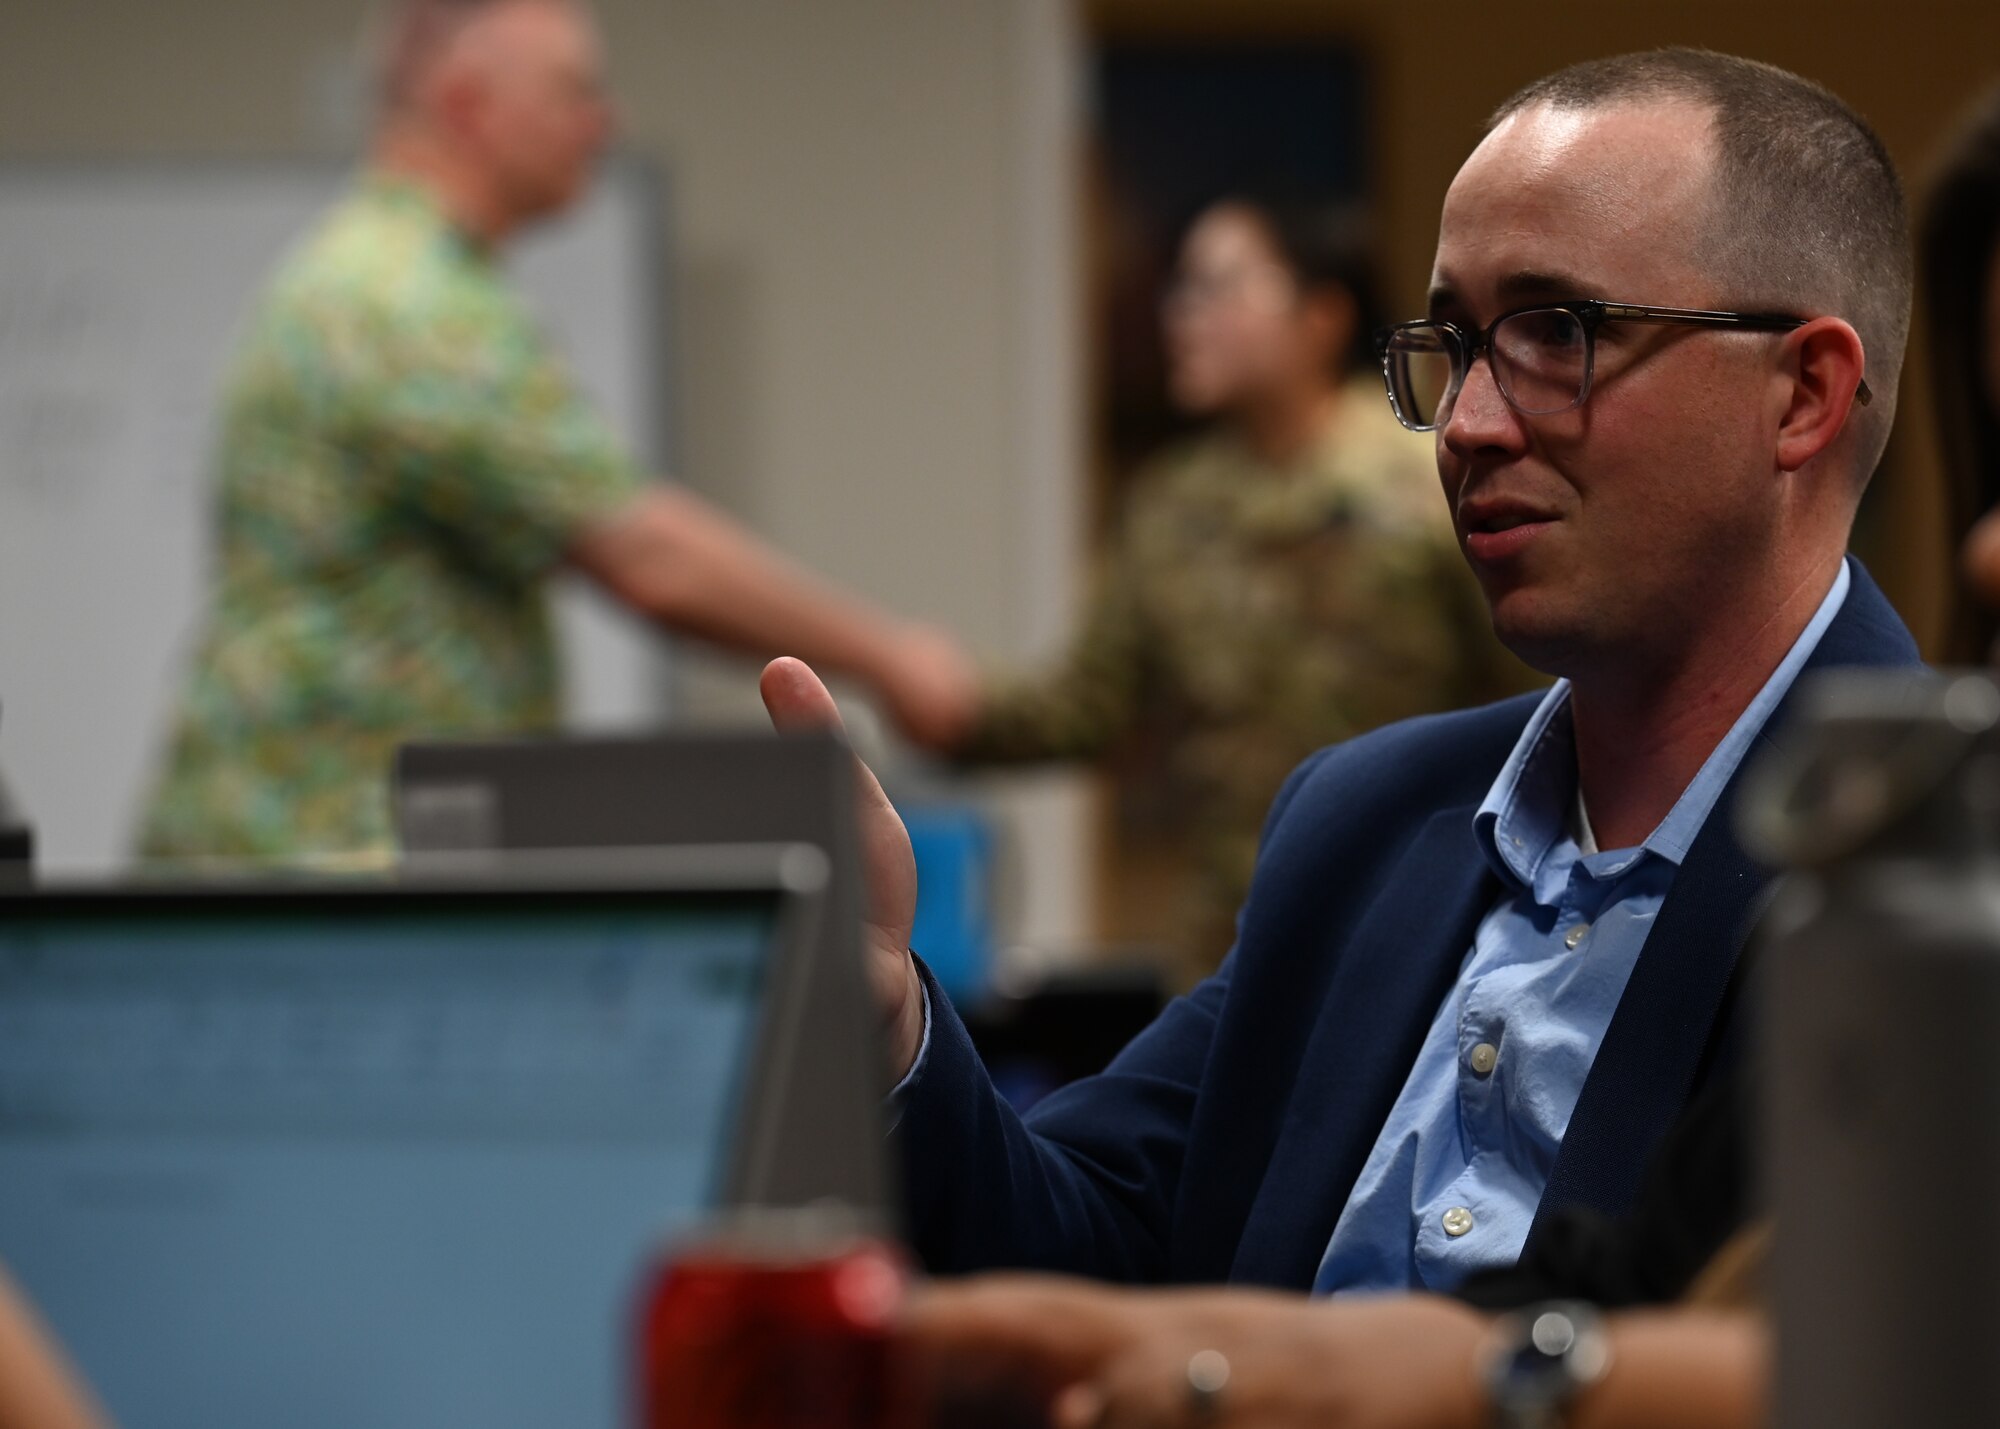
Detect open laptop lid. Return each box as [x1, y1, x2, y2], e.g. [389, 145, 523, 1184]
[0, 847, 843, 1429]
[394, 731, 894, 1218]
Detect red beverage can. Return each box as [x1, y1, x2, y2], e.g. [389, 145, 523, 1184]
[638, 1211, 910, 1429]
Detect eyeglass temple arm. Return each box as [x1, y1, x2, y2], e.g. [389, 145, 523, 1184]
[1595, 305, 1872, 405]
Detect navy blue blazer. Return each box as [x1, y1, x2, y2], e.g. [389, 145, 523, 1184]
[898, 562, 1921, 1289]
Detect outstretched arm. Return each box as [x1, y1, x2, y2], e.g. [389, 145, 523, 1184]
[571, 488, 982, 747]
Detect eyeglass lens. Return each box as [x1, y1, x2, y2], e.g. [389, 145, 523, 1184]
[1385, 308, 1593, 429]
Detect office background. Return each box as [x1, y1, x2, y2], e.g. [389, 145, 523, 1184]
[1, 0, 1994, 951]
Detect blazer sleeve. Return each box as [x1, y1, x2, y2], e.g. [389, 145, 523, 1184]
[892, 747, 1338, 1281]
[894, 950, 1231, 1281]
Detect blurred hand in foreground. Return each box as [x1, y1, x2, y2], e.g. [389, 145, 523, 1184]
[901, 1273, 1489, 1429]
[760, 657, 927, 1076]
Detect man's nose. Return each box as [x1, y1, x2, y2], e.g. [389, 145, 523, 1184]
[1441, 350, 1526, 455]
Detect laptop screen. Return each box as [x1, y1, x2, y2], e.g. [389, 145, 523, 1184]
[0, 890, 784, 1428]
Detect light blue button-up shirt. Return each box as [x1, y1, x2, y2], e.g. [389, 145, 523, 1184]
[1312, 561, 1851, 1295]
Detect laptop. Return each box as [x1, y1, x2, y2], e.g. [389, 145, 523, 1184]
[0, 847, 876, 1429]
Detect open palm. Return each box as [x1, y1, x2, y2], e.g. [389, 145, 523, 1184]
[759, 657, 927, 1075]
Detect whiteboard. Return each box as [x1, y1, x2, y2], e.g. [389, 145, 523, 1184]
[0, 159, 673, 874]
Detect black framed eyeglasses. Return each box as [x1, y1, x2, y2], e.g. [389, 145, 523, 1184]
[1375, 299, 1873, 433]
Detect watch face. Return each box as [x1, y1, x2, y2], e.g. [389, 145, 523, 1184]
[1494, 1336, 1574, 1409]
[1488, 1304, 1611, 1425]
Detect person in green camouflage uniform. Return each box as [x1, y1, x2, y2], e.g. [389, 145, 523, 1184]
[944, 195, 1536, 974]
[139, 0, 977, 864]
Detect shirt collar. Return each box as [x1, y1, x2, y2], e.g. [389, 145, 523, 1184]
[359, 169, 493, 261]
[1475, 558, 1853, 889]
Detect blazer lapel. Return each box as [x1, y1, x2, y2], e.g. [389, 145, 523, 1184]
[1529, 784, 1762, 1228]
[1229, 803, 1496, 1287]
[1532, 558, 1924, 1230]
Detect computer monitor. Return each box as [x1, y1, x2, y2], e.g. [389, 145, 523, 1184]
[0, 848, 845, 1429]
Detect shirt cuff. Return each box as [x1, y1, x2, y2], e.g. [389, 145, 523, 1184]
[883, 964, 933, 1132]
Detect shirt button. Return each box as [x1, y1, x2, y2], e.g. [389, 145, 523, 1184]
[1442, 1206, 1475, 1238]
[1564, 922, 1591, 950]
[1468, 1042, 1499, 1077]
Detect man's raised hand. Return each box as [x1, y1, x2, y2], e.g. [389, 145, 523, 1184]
[759, 657, 927, 1077]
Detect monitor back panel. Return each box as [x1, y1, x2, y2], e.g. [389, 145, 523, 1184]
[394, 731, 892, 1217]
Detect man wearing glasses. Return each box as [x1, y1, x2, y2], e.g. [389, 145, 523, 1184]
[767, 48, 1922, 1304]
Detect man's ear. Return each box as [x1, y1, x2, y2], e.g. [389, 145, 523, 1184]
[1774, 317, 1867, 473]
[428, 65, 484, 139]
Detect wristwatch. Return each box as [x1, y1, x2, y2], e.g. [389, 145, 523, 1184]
[1479, 1300, 1612, 1429]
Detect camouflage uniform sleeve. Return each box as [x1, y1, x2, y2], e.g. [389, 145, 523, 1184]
[955, 518, 1152, 764]
[359, 281, 645, 584]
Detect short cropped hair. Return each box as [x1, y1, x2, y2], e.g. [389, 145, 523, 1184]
[377, 0, 493, 109]
[375, 0, 578, 110]
[1491, 48, 1912, 484]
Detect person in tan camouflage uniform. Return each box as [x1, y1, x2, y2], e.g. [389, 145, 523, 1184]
[924, 193, 1537, 974]
[138, 0, 974, 863]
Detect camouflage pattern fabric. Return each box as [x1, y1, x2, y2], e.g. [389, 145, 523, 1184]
[137, 175, 643, 863]
[960, 379, 1539, 975]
